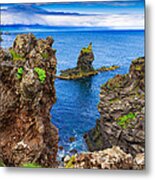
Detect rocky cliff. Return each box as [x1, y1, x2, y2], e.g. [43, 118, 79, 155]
[85, 57, 145, 158]
[0, 33, 58, 167]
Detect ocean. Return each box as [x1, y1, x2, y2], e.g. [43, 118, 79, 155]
[1, 29, 144, 159]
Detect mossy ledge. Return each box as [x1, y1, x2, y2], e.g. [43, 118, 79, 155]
[56, 43, 119, 80]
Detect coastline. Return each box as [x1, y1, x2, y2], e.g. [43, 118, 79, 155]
[0, 32, 145, 169]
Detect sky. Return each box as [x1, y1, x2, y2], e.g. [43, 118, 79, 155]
[0, 0, 145, 30]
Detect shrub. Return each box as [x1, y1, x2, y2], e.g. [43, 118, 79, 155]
[34, 67, 46, 83]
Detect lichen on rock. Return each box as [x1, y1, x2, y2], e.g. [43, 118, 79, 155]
[0, 33, 58, 167]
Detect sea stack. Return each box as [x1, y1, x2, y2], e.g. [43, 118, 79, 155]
[0, 34, 58, 167]
[77, 42, 94, 71]
[58, 42, 119, 80]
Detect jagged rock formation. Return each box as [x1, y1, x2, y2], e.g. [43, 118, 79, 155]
[77, 42, 94, 71]
[57, 43, 119, 80]
[64, 146, 144, 169]
[85, 57, 145, 158]
[0, 33, 58, 167]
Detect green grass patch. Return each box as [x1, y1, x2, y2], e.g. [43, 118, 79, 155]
[22, 163, 42, 168]
[34, 67, 46, 83]
[10, 49, 25, 61]
[117, 112, 136, 129]
[16, 67, 24, 79]
[65, 156, 76, 168]
[41, 52, 49, 59]
[81, 43, 92, 54]
[0, 161, 5, 167]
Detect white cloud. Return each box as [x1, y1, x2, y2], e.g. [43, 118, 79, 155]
[1, 10, 144, 30]
[41, 14, 144, 29]
[1, 12, 46, 25]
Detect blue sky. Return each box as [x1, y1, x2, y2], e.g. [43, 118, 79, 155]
[0, 0, 144, 30]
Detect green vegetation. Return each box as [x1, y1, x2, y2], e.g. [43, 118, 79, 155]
[65, 156, 76, 168]
[81, 43, 92, 54]
[9, 49, 25, 61]
[16, 67, 24, 79]
[135, 65, 142, 71]
[117, 112, 136, 129]
[81, 48, 92, 54]
[34, 67, 46, 83]
[22, 162, 42, 168]
[41, 52, 49, 59]
[0, 161, 5, 167]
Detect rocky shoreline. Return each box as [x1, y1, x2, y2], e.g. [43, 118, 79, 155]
[0, 33, 145, 169]
[61, 57, 145, 170]
[63, 146, 144, 169]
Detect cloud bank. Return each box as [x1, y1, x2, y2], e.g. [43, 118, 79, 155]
[0, 1, 144, 30]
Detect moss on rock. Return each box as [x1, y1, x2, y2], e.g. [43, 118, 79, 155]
[9, 49, 25, 61]
[21, 162, 42, 168]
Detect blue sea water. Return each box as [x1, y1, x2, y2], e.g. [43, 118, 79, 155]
[1, 30, 144, 158]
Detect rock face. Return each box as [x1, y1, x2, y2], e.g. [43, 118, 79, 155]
[64, 146, 144, 169]
[0, 33, 58, 167]
[85, 57, 145, 158]
[57, 43, 119, 80]
[0, 32, 2, 42]
[77, 42, 94, 71]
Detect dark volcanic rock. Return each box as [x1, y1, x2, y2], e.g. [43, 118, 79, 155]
[0, 33, 58, 167]
[69, 136, 76, 142]
[85, 57, 145, 157]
